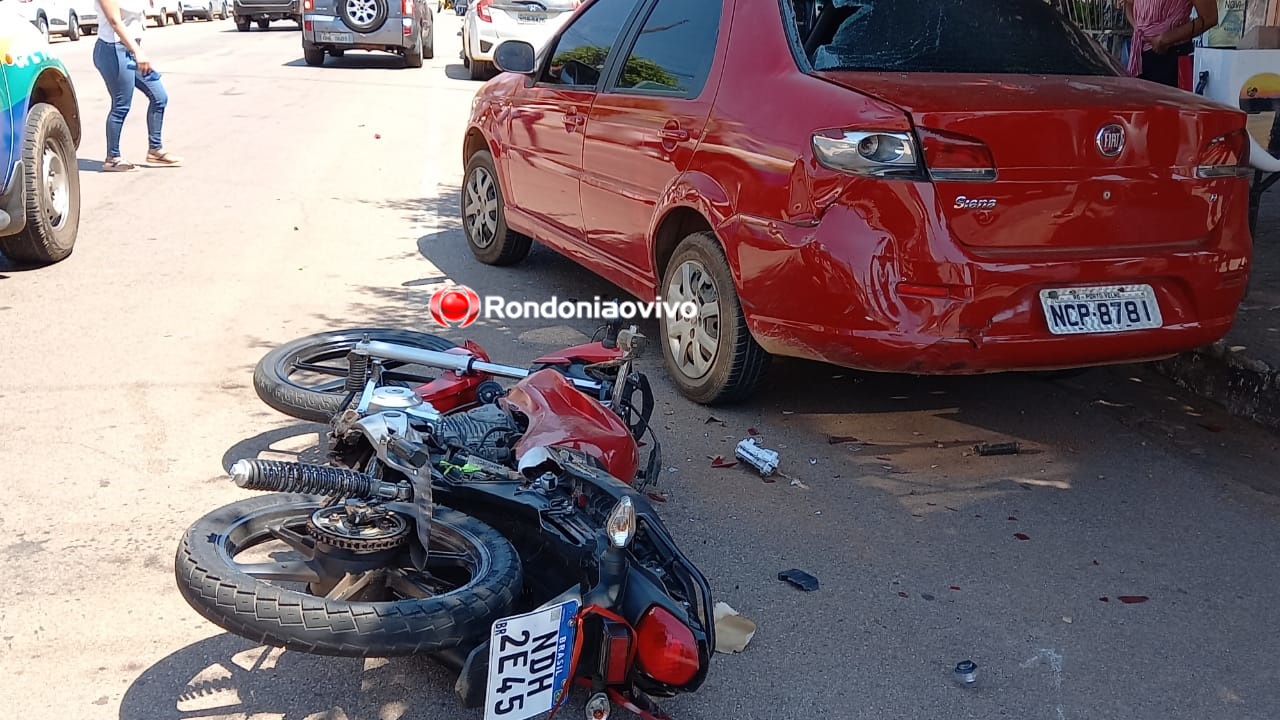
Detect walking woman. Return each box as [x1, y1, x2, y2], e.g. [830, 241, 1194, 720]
[93, 0, 181, 170]
[1123, 0, 1219, 87]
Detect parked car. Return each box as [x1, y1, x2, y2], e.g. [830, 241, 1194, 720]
[0, 4, 82, 266]
[12, 0, 97, 40]
[461, 0, 576, 80]
[145, 0, 187, 25]
[233, 0, 299, 29]
[300, 0, 433, 67]
[461, 0, 1255, 405]
[182, 0, 230, 20]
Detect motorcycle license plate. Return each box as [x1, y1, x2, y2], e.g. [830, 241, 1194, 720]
[484, 599, 580, 720]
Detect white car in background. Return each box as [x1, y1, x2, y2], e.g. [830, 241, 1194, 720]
[461, 0, 577, 81]
[11, 0, 98, 40]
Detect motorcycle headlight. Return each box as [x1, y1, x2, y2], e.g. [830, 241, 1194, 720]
[605, 496, 636, 549]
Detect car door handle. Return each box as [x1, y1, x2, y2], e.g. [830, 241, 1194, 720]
[563, 111, 586, 126]
[659, 128, 690, 142]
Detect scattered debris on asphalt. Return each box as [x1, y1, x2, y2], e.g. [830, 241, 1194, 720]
[710, 455, 738, 469]
[974, 441, 1022, 456]
[1117, 595, 1150, 604]
[735, 437, 780, 476]
[953, 660, 978, 686]
[778, 568, 820, 591]
[789, 478, 809, 489]
[827, 435, 860, 444]
[1093, 399, 1129, 408]
[705, 416, 726, 426]
[646, 491, 668, 503]
[713, 602, 757, 654]
[1014, 533, 1031, 541]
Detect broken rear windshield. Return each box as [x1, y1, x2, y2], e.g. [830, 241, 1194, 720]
[789, 0, 1122, 76]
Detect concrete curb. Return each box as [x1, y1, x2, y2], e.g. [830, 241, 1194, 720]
[1153, 341, 1280, 432]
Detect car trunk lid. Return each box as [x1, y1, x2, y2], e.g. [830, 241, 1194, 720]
[815, 72, 1248, 254]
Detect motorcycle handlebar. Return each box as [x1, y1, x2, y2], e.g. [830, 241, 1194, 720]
[357, 339, 606, 392]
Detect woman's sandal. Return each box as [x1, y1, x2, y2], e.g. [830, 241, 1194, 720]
[103, 157, 138, 172]
[145, 149, 183, 167]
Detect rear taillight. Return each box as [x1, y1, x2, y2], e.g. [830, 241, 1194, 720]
[634, 606, 700, 687]
[598, 619, 634, 685]
[303, 0, 313, 9]
[401, 0, 413, 11]
[916, 127, 997, 182]
[1197, 128, 1252, 178]
[812, 129, 920, 179]
[476, 0, 492, 22]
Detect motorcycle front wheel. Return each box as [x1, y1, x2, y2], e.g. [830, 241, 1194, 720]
[174, 493, 523, 657]
[253, 328, 458, 423]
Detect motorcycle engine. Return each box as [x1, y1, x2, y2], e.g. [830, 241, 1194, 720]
[436, 403, 521, 463]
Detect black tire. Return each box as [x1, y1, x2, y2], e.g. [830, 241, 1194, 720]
[236, 16, 250, 29]
[67, 12, 81, 40]
[36, 16, 49, 39]
[158, 9, 170, 25]
[257, 17, 269, 27]
[339, 0, 387, 32]
[175, 494, 523, 657]
[422, 24, 434, 59]
[254, 327, 458, 423]
[657, 231, 771, 405]
[174, 9, 185, 22]
[404, 31, 423, 67]
[462, 149, 531, 266]
[303, 43, 325, 65]
[468, 58, 492, 81]
[0, 105, 80, 266]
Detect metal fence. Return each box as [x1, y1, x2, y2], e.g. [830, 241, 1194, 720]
[1049, 0, 1132, 57]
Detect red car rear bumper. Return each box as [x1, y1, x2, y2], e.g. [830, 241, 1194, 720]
[723, 202, 1251, 375]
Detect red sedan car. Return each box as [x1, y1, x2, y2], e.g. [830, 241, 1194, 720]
[460, 0, 1253, 405]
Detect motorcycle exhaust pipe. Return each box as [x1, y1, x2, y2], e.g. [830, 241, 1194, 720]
[229, 459, 410, 501]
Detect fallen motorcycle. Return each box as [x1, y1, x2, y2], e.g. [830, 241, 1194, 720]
[174, 323, 714, 720]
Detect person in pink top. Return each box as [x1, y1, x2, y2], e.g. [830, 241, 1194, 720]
[1122, 0, 1219, 86]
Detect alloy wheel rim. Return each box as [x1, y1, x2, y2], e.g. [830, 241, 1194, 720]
[464, 166, 499, 248]
[664, 259, 721, 379]
[346, 0, 378, 24]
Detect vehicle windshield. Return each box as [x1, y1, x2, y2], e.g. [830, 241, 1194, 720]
[786, 0, 1123, 76]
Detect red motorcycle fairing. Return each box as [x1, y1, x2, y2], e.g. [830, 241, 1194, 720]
[531, 339, 625, 366]
[414, 341, 490, 412]
[504, 369, 640, 483]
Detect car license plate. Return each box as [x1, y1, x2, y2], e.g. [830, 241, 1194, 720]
[484, 599, 579, 720]
[1040, 284, 1162, 335]
[317, 31, 353, 42]
[516, 11, 546, 21]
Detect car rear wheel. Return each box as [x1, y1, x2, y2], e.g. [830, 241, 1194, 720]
[422, 24, 433, 58]
[303, 43, 325, 65]
[0, 104, 80, 266]
[67, 12, 81, 40]
[404, 31, 424, 67]
[236, 16, 250, 29]
[340, 0, 386, 32]
[462, 149, 531, 266]
[659, 232, 770, 405]
[468, 58, 492, 81]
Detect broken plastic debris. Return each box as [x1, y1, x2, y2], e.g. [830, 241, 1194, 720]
[1092, 399, 1129, 408]
[747, 427, 760, 436]
[1013, 533, 1030, 541]
[645, 491, 668, 503]
[974, 442, 1021, 456]
[735, 438, 779, 476]
[710, 455, 738, 469]
[1117, 595, 1149, 604]
[777, 568, 819, 591]
[827, 435, 859, 444]
[808, 457, 817, 465]
[949, 585, 961, 591]
[374, 133, 381, 139]
[897, 591, 908, 598]
[789, 478, 809, 489]
[713, 602, 756, 654]
[705, 416, 726, 426]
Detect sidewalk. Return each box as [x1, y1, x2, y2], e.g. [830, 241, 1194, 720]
[1153, 191, 1280, 432]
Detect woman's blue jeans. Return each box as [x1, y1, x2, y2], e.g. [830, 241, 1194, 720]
[92, 39, 168, 157]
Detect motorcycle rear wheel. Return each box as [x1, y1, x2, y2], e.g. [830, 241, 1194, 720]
[174, 493, 522, 657]
[253, 328, 458, 423]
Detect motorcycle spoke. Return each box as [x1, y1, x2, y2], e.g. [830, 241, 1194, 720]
[308, 378, 348, 392]
[325, 569, 385, 600]
[235, 559, 322, 583]
[386, 569, 435, 598]
[265, 522, 318, 558]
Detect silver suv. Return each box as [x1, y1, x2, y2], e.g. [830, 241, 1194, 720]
[301, 0, 434, 67]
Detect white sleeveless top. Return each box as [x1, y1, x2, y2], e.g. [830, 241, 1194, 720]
[96, 0, 147, 44]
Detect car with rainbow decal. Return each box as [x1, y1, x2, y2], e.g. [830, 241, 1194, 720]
[0, 3, 81, 267]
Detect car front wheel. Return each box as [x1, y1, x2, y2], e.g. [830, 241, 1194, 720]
[461, 149, 531, 265]
[658, 231, 770, 405]
[0, 104, 80, 266]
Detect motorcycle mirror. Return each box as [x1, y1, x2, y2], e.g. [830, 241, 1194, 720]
[605, 495, 636, 548]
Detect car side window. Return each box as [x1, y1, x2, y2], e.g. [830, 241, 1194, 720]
[539, 0, 638, 87]
[610, 0, 720, 97]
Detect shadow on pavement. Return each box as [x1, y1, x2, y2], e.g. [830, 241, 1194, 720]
[283, 54, 417, 69]
[220, 422, 330, 474]
[117, 633, 466, 720]
[78, 158, 104, 172]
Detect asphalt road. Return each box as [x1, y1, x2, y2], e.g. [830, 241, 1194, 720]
[4, 15, 1280, 720]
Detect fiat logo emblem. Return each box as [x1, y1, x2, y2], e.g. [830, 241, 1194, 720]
[1096, 124, 1125, 157]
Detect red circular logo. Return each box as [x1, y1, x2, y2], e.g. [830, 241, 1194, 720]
[429, 285, 481, 328]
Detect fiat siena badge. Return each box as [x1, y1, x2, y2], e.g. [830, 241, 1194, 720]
[1096, 124, 1125, 157]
